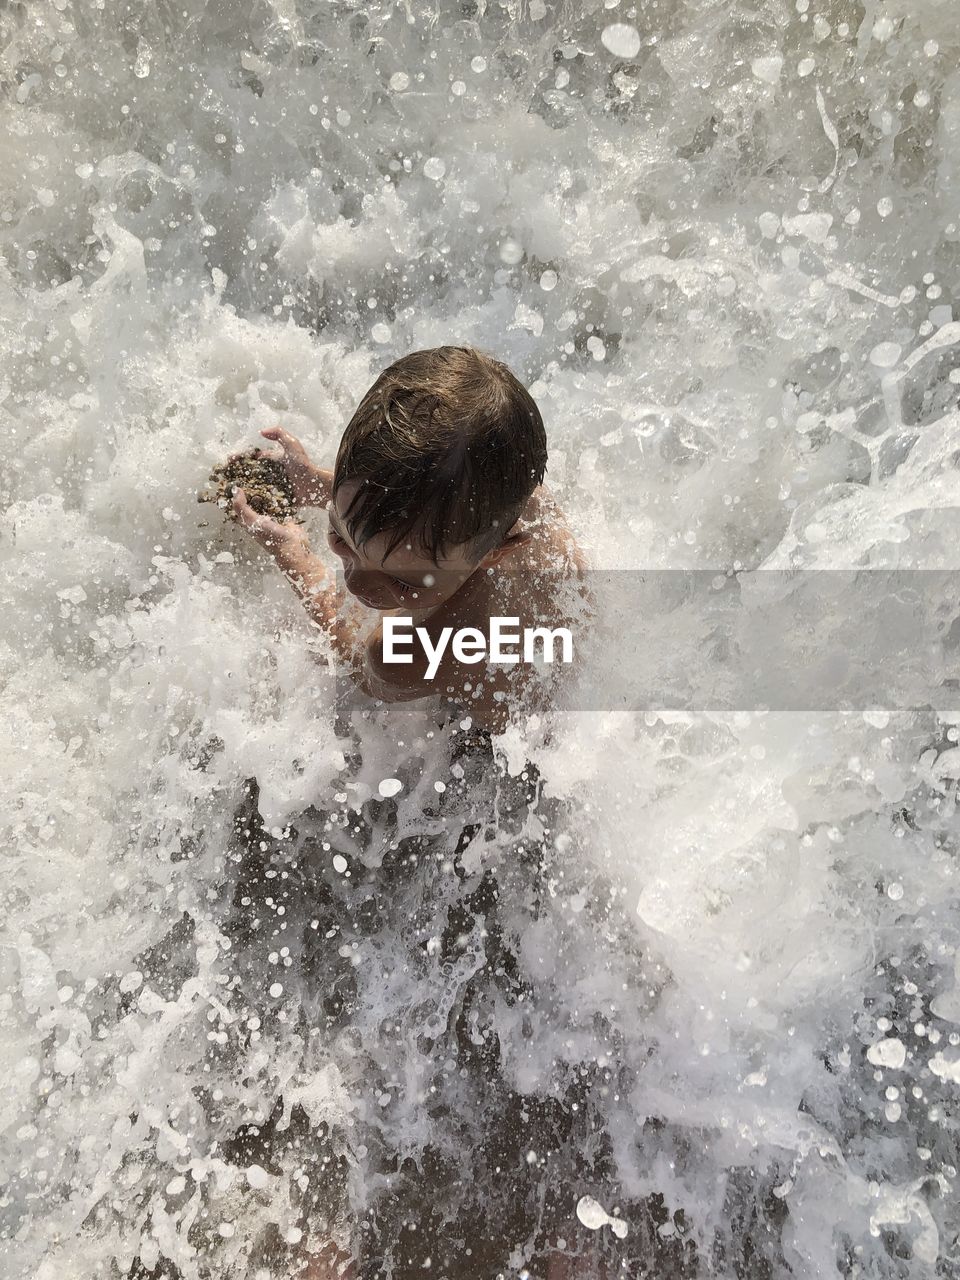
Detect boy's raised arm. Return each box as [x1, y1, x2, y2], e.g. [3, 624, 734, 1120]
[230, 489, 368, 679]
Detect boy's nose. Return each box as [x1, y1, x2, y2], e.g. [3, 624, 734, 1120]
[331, 540, 364, 574]
[346, 566, 382, 594]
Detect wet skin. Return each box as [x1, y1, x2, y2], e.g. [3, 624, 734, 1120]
[229, 427, 588, 732]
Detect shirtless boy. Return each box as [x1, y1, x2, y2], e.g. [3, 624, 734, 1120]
[226, 347, 596, 1275]
[229, 344, 586, 734]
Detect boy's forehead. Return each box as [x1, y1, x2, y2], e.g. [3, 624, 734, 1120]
[332, 482, 472, 571]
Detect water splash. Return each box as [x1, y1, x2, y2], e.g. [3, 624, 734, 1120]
[3, 0, 960, 1277]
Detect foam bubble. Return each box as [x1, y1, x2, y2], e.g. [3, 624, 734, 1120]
[867, 1038, 907, 1069]
[600, 24, 641, 59]
[869, 342, 902, 368]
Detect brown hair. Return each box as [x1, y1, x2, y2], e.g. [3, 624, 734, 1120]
[333, 345, 547, 563]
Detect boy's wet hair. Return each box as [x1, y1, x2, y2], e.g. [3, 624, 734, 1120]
[333, 345, 547, 564]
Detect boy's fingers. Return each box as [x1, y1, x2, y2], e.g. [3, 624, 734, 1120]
[232, 489, 289, 545]
[231, 488, 263, 533]
[260, 428, 288, 456]
[262, 425, 305, 457]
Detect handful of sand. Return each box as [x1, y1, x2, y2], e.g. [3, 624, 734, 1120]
[198, 452, 303, 523]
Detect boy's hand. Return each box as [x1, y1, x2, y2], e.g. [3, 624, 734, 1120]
[231, 487, 309, 562]
[230, 427, 332, 508]
[231, 487, 348, 648]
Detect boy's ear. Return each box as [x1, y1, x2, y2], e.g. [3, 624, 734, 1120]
[479, 527, 532, 567]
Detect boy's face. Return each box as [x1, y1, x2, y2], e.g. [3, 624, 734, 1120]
[326, 481, 493, 612]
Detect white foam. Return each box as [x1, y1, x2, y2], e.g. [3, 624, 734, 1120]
[4, 1, 960, 1275]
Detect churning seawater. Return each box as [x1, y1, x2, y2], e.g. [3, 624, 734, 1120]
[3, 1, 960, 1277]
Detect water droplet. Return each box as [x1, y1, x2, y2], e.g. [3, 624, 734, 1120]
[872, 16, 894, 42]
[869, 342, 901, 368]
[576, 1196, 608, 1230]
[867, 1037, 906, 1069]
[600, 24, 641, 59]
[499, 238, 524, 265]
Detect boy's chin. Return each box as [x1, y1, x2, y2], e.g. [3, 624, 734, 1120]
[346, 582, 392, 610]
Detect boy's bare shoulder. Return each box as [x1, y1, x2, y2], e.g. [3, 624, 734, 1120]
[503, 487, 588, 597]
[459, 487, 588, 639]
[511, 486, 586, 574]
